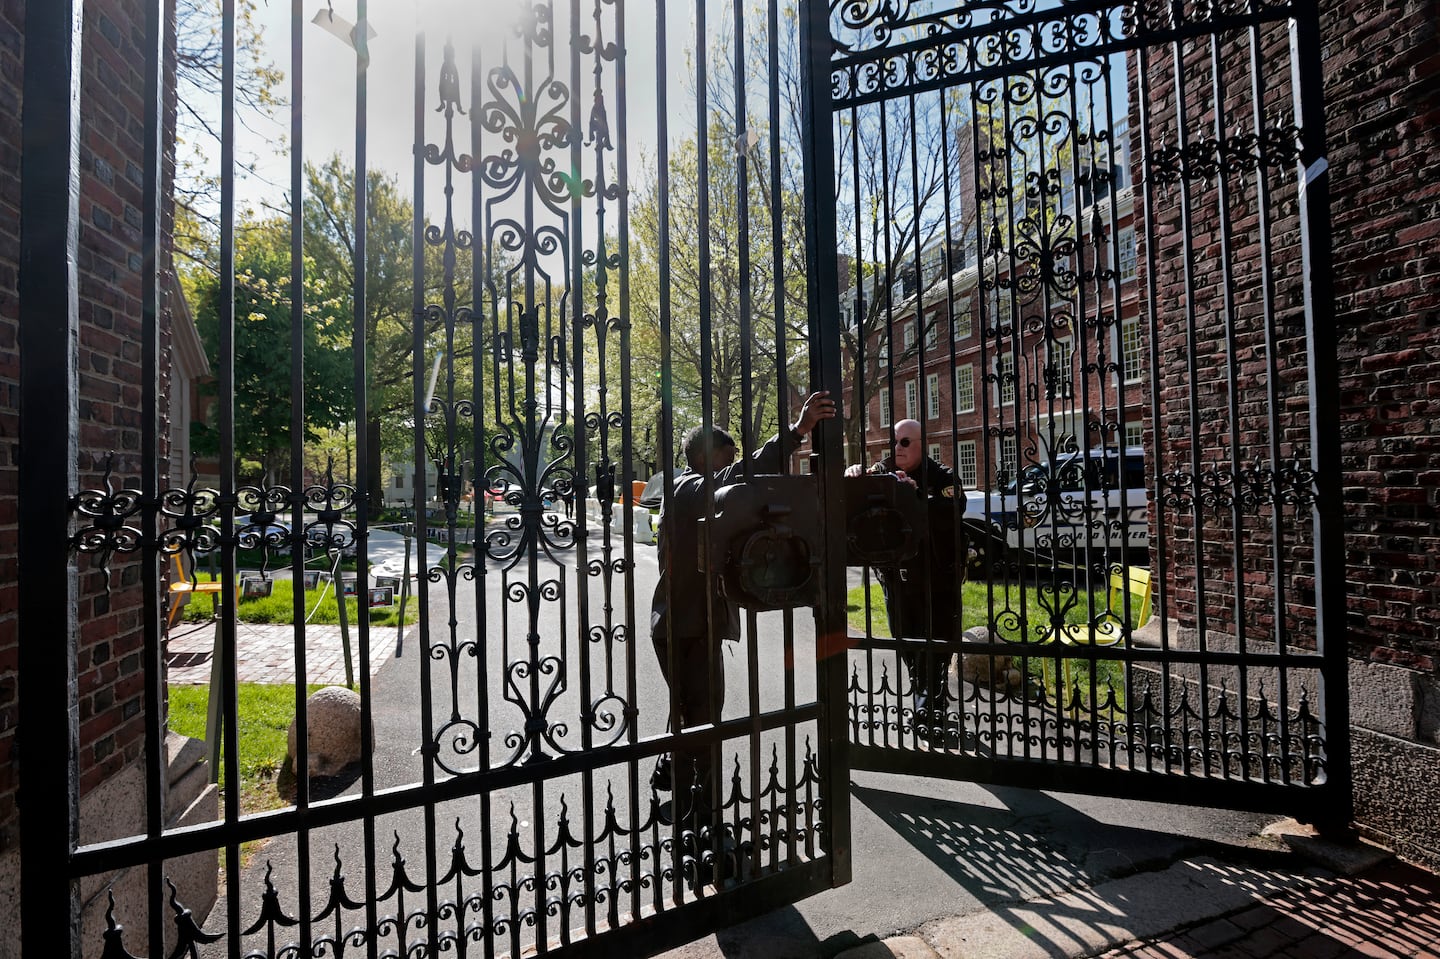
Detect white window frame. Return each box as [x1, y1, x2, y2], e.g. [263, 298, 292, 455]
[880, 387, 892, 427]
[998, 351, 1016, 407]
[928, 443, 942, 463]
[1121, 317, 1143, 385]
[999, 436, 1019, 487]
[1118, 226, 1138, 283]
[953, 299, 973, 340]
[956, 440, 977, 489]
[1124, 420, 1144, 450]
[954, 363, 975, 414]
[925, 316, 939, 348]
[1048, 337, 1074, 398]
[926, 372, 940, 419]
[904, 378, 918, 420]
[902, 321, 915, 351]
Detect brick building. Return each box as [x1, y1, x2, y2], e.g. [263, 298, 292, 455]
[845, 182, 1145, 491]
[1, 1, 215, 953]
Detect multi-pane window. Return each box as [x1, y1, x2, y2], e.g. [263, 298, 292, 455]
[926, 373, 940, 419]
[903, 321, 915, 351]
[880, 387, 891, 427]
[1118, 226, 1138, 283]
[1124, 420, 1144, 449]
[954, 364, 974, 413]
[994, 295, 1013, 327]
[904, 378, 918, 419]
[1121, 317, 1143, 383]
[956, 440, 977, 489]
[998, 351, 1016, 406]
[928, 443, 942, 463]
[999, 436, 1018, 487]
[925, 317, 939, 348]
[953, 299, 973, 340]
[1047, 338, 1074, 398]
[864, 399, 872, 431]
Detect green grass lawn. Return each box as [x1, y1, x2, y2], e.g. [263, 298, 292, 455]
[179, 575, 417, 628]
[168, 683, 323, 816]
[846, 580, 1133, 708]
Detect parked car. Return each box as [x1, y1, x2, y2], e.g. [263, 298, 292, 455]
[965, 445, 1149, 576]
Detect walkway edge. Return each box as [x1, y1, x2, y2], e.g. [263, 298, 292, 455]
[841, 855, 1330, 959]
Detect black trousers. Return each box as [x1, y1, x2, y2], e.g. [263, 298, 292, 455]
[651, 630, 725, 814]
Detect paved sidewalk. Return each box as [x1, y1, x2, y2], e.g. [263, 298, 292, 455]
[816, 847, 1440, 959]
[166, 622, 408, 685]
[1095, 859, 1440, 959]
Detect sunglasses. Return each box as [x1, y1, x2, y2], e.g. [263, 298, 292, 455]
[897, 437, 914, 448]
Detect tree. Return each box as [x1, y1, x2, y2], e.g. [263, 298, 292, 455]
[173, 0, 285, 274]
[189, 217, 354, 482]
[619, 11, 814, 469]
[302, 156, 478, 514]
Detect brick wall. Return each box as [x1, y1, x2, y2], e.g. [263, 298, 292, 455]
[1135, 0, 1440, 863]
[1133, 0, 1439, 670]
[1, 0, 177, 902]
[73, 0, 172, 808]
[1326, 0, 1440, 674]
[1130, 16, 1316, 651]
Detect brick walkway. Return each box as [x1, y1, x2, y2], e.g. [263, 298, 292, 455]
[1097, 860, 1440, 959]
[166, 621, 406, 686]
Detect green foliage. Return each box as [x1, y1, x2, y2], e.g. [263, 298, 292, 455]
[619, 22, 813, 468]
[188, 218, 354, 480]
[302, 155, 487, 504]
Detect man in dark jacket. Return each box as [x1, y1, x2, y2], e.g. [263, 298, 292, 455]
[846, 418, 967, 744]
[650, 391, 835, 819]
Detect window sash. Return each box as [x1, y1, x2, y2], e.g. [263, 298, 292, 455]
[955, 364, 975, 413]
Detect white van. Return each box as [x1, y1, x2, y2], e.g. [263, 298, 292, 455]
[965, 446, 1149, 573]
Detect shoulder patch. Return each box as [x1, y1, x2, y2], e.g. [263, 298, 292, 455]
[941, 485, 956, 498]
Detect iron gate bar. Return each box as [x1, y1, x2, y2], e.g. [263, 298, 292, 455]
[833, 0, 1348, 816]
[1291, 5, 1351, 824]
[285, 3, 313, 951]
[17, 0, 83, 954]
[412, 31, 438, 956]
[140, 0, 166, 951]
[799, 0, 853, 888]
[216, 2, 245, 951]
[352, 0, 382, 945]
[829, 0, 1314, 110]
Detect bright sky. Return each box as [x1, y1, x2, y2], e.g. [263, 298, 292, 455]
[234, 0, 722, 218]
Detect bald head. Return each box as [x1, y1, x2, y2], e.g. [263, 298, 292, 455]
[894, 419, 922, 472]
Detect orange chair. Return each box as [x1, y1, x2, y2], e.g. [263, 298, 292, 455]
[166, 552, 237, 630]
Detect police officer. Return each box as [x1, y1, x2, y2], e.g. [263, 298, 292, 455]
[846, 418, 967, 745]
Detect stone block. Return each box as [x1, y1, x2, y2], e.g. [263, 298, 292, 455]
[1348, 659, 1421, 739]
[1352, 726, 1440, 873]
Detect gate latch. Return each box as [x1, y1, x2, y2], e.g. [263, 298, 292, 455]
[842, 473, 926, 567]
[697, 475, 821, 611]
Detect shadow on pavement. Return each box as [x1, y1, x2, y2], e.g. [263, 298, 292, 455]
[712, 904, 875, 959]
[849, 782, 1265, 955]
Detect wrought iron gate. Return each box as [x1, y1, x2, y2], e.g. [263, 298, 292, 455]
[18, 1, 852, 956]
[825, 0, 1350, 818]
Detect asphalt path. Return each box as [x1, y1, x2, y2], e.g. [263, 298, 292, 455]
[206, 515, 1284, 959]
